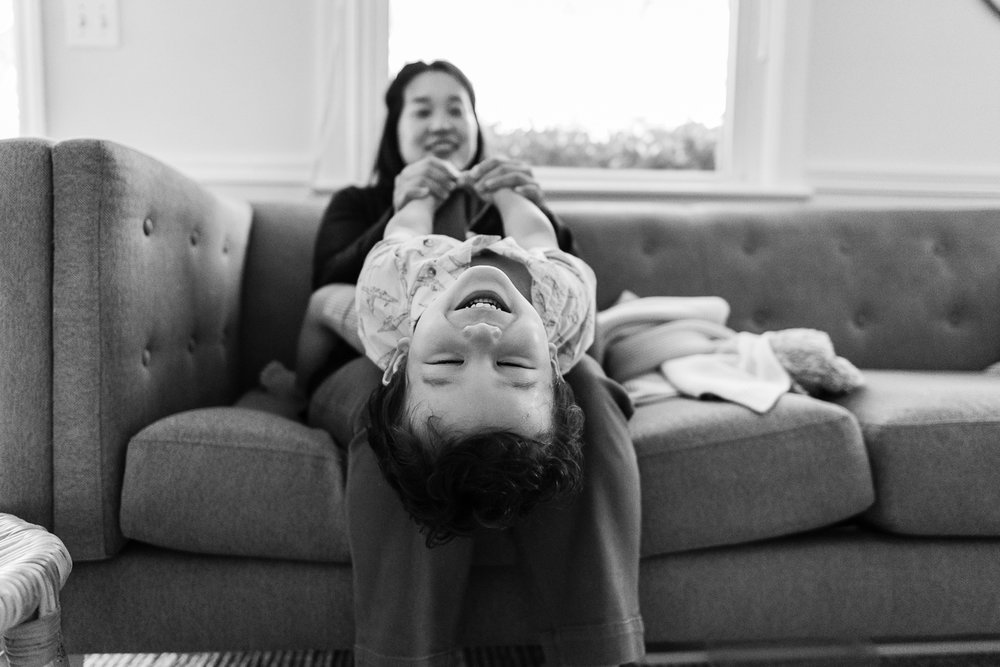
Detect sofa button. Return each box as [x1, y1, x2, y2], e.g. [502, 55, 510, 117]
[187, 338, 196, 353]
[190, 230, 200, 246]
[141, 349, 151, 366]
[143, 218, 154, 236]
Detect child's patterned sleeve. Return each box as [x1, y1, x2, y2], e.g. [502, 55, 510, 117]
[541, 250, 598, 372]
[356, 240, 409, 370]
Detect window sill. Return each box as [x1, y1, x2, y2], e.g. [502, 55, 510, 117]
[536, 168, 813, 203]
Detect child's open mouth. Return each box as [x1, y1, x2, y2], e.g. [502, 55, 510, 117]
[457, 291, 510, 313]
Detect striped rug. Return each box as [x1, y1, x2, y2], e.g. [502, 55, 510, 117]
[82, 645, 1000, 667]
[84, 647, 545, 667]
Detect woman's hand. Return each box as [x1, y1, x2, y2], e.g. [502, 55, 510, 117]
[393, 156, 461, 211]
[468, 157, 546, 207]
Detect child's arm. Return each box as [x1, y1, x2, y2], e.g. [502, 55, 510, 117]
[492, 188, 558, 250]
[383, 195, 437, 242]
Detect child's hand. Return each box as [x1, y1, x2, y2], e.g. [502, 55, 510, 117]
[393, 157, 461, 210]
[468, 157, 545, 207]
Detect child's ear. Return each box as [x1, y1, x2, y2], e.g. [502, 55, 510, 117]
[382, 338, 410, 386]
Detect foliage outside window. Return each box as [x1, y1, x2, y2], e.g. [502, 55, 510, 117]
[483, 121, 719, 171]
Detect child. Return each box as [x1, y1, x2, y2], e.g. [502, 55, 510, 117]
[358, 184, 597, 546]
[261, 181, 597, 546]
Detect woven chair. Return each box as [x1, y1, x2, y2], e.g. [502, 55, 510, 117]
[0, 514, 73, 667]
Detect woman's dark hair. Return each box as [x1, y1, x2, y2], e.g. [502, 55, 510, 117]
[365, 365, 584, 548]
[372, 60, 487, 191]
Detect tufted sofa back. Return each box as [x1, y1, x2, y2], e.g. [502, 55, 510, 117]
[558, 202, 1000, 371]
[237, 199, 1000, 382]
[51, 139, 252, 558]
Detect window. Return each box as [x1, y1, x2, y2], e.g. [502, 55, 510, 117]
[389, 0, 729, 173]
[314, 0, 810, 198]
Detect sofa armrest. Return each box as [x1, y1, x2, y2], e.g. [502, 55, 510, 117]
[52, 139, 252, 560]
[0, 138, 54, 528]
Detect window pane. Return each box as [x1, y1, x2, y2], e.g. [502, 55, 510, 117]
[0, 0, 16, 138]
[388, 0, 729, 171]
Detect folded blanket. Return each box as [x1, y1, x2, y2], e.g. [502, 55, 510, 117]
[599, 292, 863, 413]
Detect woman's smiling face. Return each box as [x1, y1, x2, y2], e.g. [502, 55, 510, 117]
[397, 70, 479, 170]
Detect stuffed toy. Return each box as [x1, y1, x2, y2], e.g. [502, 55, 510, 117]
[766, 328, 865, 396]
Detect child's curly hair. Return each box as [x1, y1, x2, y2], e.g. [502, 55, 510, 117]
[366, 367, 585, 548]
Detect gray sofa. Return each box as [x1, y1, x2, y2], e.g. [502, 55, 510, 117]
[4, 137, 1000, 653]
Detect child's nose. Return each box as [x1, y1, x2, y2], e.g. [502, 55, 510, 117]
[462, 323, 502, 344]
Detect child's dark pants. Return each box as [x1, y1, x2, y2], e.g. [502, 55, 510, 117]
[341, 355, 644, 667]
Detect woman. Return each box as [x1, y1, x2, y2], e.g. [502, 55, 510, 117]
[311, 60, 644, 667]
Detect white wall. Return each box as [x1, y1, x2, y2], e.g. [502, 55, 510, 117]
[40, 0, 324, 199]
[36, 0, 1000, 202]
[803, 0, 1000, 200]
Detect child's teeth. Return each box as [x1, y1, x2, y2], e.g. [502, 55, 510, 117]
[467, 297, 501, 310]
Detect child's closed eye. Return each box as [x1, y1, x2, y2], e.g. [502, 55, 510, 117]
[426, 360, 532, 369]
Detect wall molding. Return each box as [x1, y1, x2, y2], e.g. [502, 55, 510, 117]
[163, 152, 315, 187]
[808, 161, 1000, 199]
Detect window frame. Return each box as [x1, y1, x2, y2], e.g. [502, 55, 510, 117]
[316, 0, 811, 200]
[10, 0, 45, 136]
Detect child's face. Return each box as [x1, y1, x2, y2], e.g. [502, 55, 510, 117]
[400, 265, 556, 440]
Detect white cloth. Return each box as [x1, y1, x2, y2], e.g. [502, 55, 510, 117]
[601, 295, 791, 413]
[661, 332, 791, 413]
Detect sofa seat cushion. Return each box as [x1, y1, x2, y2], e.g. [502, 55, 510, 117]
[836, 370, 1000, 536]
[633, 393, 873, 557]
[120, 406, 350, 562]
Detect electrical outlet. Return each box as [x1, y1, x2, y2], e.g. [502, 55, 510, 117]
[65, 0, 120, 48]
